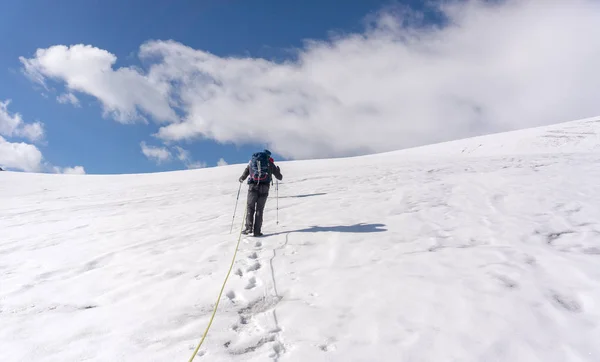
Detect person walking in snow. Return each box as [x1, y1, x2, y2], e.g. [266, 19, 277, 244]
[239, 149, 283, 237]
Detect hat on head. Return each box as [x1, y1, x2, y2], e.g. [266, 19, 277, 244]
[263, 149, 272, 156]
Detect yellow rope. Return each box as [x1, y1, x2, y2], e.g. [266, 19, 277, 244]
[188, 206, 248, 362]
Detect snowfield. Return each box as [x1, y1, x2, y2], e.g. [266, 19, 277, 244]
[2, 117, 600, 362]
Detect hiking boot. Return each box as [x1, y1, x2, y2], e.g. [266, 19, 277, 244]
[242, 229, 252, 235]
[253, 232, 263, 237]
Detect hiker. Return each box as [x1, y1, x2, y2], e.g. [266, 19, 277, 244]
[238, 149, 283, 236]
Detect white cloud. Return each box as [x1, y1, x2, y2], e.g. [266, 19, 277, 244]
[19, 123, 45, 143]
[174, 146, 206, 169]
[139, 142, 206, 169]
[0, 100, 45, 172]
[140, 142, 171, 164]
[19, 0, 600, 159]
[186, 161, 207, 169]
[63, 166, 86, 174]
[20, 44, 177, 124]
[0, 136, 43, 172]
[51, 165, 86, 174]
[0, 100, 85, 173]
[174, 146, 190, 162]
[217, 158, 228, 166]
[0, 99, 45, 142]
[57, 93, 80, 107]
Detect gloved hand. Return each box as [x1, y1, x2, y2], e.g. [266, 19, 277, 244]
[239, 176, 245, 183]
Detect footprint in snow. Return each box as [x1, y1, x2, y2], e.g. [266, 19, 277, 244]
[318, 342, 337, 352]
[492, 274, 519, 289]
[245, 277, 257, 290]
[228, 335, 276, 355]
[246, 262, 261, 272]
[238, 295, 282, 316]
[188, 346, 206, 357]
[81, 253, 115, 273]
[583, 247, 600, 255]
[270, 341, 285, 359]
[549, 290, 582, 313]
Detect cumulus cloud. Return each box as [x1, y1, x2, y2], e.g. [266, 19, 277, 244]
[0, 100, 86, 173]
[64, 165, 86, 174]
[0, 136, 43, 172]
[139, 142, 206, 169]
[57, 93, 80, 107]
[217, 158, 228, 166]
[19, 0, 600, 159]
[186, 161, 207, 169]
[0, 99, 45, 142]
[19, 123, 44, 143]
[140, 141, 171, 164]
[52, 165, 86, 174]
[0, 100, 46, 172]
[174, 146, 207, 169]
[62, 166, 86, 174]
[20, 45, 177, 124]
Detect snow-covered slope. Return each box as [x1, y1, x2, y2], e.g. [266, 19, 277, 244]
[394, 116, 600, 158]
[2, 117, 600, 362]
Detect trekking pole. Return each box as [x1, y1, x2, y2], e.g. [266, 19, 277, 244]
[276, 180, 279, 225]
[230, 181, 242, 233]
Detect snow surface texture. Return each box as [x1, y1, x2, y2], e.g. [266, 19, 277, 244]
[2, 117, 600, 362]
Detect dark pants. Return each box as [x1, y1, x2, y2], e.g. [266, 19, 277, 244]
[245, 183, 270, 233]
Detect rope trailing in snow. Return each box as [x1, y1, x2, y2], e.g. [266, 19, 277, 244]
[188, 205, 248, 362]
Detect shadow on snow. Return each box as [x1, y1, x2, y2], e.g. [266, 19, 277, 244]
[278, 193, 327, 199]
[266, 223, 387, 237]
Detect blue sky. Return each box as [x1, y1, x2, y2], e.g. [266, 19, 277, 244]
[0, 0, 420, 174]
[1, 0, 599, 174]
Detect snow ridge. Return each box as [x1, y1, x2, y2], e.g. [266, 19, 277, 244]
[1, 117, 600, 361]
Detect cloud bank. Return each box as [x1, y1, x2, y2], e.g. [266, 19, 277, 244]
[0, 136, 43, 172]
[53, 165, 87, 175]
[174, 146, 207, 169]
[0, 100, 44, 171]
[21, 45, 177, 124]
[139, 142, 207, 169]
[0, 99, 85, 172]
[140, 141, 171, 164]
[0, 100, 44, 143]
[57, 93, 80, 107]
[19, 0, 600, 160]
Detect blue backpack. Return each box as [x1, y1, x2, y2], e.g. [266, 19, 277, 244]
[249, 152, 271, 184]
